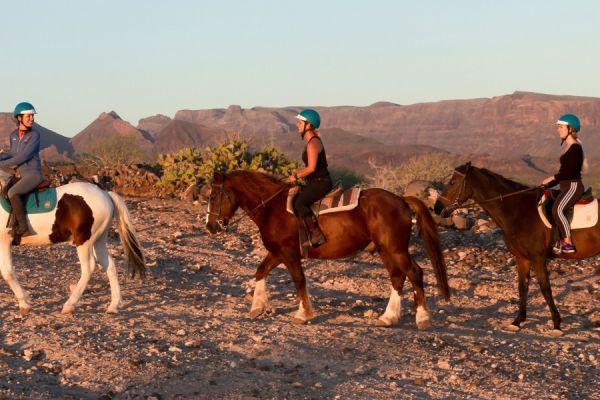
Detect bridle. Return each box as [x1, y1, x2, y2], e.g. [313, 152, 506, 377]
[205, 177, 289, 231]
[439, 167, 542, 215]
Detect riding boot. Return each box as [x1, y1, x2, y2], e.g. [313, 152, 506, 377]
[9, 195, 30, 240]
[303, 215, 326, 248]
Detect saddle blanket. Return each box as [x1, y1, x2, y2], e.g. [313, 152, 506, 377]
[537, 192, 598, 230]
[287, 186, 361, 216]
[0, 188, 58, 214]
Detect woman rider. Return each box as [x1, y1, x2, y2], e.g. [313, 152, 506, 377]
[288, 109, 333, 248]
[0, 102, 44, 238]
[542, 114, 586, 254]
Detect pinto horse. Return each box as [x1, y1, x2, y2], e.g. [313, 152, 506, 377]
[205, 170, 449, 329]
[434, 162, 598, 334]
[0, 182, 146, 315]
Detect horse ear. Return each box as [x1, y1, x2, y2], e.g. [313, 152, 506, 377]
[466, 161, 472, 170]
[213, 171, 223, 183]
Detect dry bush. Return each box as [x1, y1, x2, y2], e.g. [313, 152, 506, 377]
[369, 153, 455, 194]
[81, 135, 149, 170]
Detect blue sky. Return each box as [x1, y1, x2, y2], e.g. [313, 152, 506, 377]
[1, 0, 599, 136]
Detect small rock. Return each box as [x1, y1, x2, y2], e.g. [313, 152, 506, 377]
[291, 381, 304, 388]
[168, 346, 182, 353]
[437, 360, 451, 370]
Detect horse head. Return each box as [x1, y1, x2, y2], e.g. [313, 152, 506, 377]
[434, 162, 475, 217]
[205, 171, 238, 234]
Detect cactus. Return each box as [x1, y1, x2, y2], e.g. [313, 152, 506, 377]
[157, 140, 298, 196]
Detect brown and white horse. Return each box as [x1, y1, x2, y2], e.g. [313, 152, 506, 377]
[0, 181, 146, 315]
[205, 170, 449, 329]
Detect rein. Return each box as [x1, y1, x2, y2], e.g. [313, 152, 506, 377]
[440, 169, 542, 213]
[207, 178, 289, 230]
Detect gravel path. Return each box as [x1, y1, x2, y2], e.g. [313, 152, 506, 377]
[0, 198, 597, 399]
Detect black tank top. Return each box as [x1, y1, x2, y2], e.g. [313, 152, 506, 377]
[302, 137, 330, 182]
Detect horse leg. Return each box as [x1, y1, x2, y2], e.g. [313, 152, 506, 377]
[508, 257, 531, 330]
[375, 264, 407, 326]
[62, 243, 93, 314]
[283, 258, 314, 324]
[93, 238, 122, 314]
[250, 252, 280, 319]
[380, 249, 430, 330]
[0, 239, 31, 314]
[533, 258, 562, 334]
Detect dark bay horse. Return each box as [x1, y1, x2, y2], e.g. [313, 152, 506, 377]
[205, 170, 449, 329]
[434, 162, 599, 335]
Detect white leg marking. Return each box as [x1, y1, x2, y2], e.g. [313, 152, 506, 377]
[250, 279, 268, 318]
[377, 286, 402, 326]
[416, 305, 431, 330]
[293, 286, 314, 324]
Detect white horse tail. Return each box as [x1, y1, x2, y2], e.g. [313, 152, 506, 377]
[108, 191, 147, 279]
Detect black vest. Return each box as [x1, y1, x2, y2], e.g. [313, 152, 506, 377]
[302, 137, 330, 182]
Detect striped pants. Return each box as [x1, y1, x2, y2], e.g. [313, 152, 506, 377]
[552, 180, 584, 239]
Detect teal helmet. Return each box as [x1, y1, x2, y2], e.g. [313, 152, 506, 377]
[296, 109, 321, 129]
[13, 102, 37, 117]
[556, 114, 580, 132]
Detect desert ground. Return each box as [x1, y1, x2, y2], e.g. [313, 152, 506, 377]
[0, 197, 598, 399]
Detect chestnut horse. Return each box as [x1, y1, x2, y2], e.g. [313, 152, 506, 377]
[205, 170, 449, 329]
[435, 162, 598, 335]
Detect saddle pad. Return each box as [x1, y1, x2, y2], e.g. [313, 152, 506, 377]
[287, 187, 361, 216]
[0, 188, 58, 214]
[537, 192, 598, 229]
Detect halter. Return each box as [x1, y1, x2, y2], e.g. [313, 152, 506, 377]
[439, 167, 541, 215]
[205, 177, 289, 231]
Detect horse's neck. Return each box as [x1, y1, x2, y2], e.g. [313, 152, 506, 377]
[229, 174, 285, 219]
[472, 175, 536, 234]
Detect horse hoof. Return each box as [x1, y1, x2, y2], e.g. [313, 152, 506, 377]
[505, 324, 521, 332]
[249, 307, 265, 320]
[549, 329, 564, 338]
[292, 316, 308, 325]
[61, 305, 75, 314]
[106, 307, 119, 314]
[374, 317, 395, 327]
[416, 318, 430, 330]
[19, 307, 31, 316]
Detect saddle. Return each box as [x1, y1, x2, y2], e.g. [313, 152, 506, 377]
[537, 187, 598, 230]
[286, 185, 361, 216]
[0, 177, 57, 214]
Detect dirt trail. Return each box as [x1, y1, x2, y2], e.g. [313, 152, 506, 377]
[0, 198, 598, 399]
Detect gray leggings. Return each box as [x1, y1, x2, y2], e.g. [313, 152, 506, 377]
[7, 174, 44, 198]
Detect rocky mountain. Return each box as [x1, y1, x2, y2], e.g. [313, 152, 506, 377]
[174, 92, 600, 159]
[138, 114, 172, 138]
[70, 111, 154, 154]
[0, 112, 74, 161]
[152, 119, 225, 156]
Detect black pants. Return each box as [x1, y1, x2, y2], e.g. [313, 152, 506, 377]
[293, 178, 333, 218]
[552, 180, 584, 239]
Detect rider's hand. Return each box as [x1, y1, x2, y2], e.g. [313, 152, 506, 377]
[288, 173, 298, 183]
[542, 176, 554, 185]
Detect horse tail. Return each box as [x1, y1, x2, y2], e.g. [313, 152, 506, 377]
[403, 196, 450, 300]
[108, 191, 146, 280]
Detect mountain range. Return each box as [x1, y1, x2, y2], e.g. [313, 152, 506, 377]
[2, 91, 599, 182]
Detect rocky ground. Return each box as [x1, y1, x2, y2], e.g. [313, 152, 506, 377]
[0, 197, 598, 399]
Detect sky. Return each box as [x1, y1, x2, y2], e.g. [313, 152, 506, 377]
[1, 0, 599, 137]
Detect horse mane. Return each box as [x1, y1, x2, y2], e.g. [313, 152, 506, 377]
[226, 170, 288, 201]
[457, 164, 529, 192]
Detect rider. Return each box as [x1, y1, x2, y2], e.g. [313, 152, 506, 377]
[542, 114, 586, 254]
[288, 109, 332, 248]
[0, 102, 44, 237]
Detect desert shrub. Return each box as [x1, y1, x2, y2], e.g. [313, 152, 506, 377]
[329, 167, 365, 189]
[157, 147, 204, 194]
[81, 135, 149, 170]
[369, 152, 454, 194]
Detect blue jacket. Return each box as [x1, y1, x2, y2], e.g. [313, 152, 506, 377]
[0, 129, 43, 177]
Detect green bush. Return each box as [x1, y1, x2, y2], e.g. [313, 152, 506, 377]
[157, 140, 298, 195]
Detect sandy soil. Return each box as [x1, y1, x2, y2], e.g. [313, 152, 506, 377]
[0, 197, 598, 399]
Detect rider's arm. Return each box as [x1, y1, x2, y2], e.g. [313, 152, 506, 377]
[0, 131, 40, 168]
